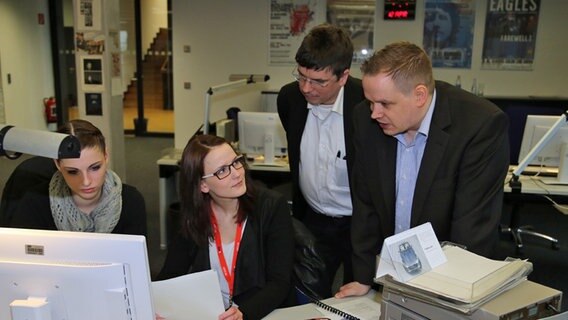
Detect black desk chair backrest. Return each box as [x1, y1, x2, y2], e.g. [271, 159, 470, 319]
[292, 217, 330, 303]
[0, 156, 57, 226]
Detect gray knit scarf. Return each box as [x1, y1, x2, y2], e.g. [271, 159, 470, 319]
[49, 170, 122, 232]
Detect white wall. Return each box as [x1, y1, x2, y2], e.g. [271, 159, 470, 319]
[141, 0, 168, 55]
[172, 0, 568, 149]
[0, 0, 54, 130]
[0, 0, 566, 141]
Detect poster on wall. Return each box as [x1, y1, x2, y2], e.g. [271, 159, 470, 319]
[268, 0, 374, 65]
[76, 32, 105, 55]
[269, 0, 325, 65]
[76, 0, 102, 31]
[481, 0, 540, 70]
[327, 0, 375, 64]
[422, 0, 475, 69]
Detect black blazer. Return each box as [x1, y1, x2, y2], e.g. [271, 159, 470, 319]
[156, 188, 295, 320]
[350, 81, 510, 285]
[277, 76, 365, 219]
[11, 181, 147, 236]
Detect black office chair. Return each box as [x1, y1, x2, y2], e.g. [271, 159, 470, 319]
[291, 217, 330, 303]
[501, 192, 560, 252]
[0, 156, 57, 226]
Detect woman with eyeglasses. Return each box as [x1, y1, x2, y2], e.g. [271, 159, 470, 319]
[156, 135, 295, 320]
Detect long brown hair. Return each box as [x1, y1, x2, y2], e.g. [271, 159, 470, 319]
[179, 134, 256, 246]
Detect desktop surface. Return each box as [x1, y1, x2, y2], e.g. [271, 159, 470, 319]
[246, 155, 290, 172]
[509, 165, 559, 177]
[504, 172, 568, 195]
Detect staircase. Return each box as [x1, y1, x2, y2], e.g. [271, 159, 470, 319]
[123, 28, 172, 110]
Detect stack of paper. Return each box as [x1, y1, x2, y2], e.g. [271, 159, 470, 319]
[406, 245, 531, 303]
[376, 244, 532, 314]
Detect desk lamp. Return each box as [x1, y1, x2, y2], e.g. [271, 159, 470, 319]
[203, 74, 270, 135]
[0, 125, 80, 159]
[511, 110, 568, 190]
[506, 110, 568, 251]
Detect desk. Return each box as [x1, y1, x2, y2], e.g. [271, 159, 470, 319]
[263, 290, 381, 320]
[502, 172, 568, 251]
[157, 149, 290, 249]
[504, 171, 568, 195]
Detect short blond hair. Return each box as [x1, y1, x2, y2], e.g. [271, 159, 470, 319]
[361, 41, 435, 95]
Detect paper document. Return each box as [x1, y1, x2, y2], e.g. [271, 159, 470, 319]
[406, 245, 531, 303]
[152, 270, 225, 320]
[376, 222, 446, 282]
[316, 298, 381, 320]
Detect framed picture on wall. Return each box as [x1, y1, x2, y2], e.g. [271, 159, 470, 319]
[85, 92, 103, 116]
[81, 56, 104, 91]
[76, 0, 102, 31]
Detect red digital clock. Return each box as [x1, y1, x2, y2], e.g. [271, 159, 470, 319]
[384, 0, 416, 20]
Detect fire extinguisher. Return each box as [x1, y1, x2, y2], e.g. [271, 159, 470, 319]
[43, 97, 57, 124]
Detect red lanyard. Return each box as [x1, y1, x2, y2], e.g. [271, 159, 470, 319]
[210, 211, 243, 301]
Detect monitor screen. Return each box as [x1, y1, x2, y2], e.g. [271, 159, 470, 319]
[0, 227, 155, 320]
[517, 115, 568, 168]
[237, 111, 287, 164]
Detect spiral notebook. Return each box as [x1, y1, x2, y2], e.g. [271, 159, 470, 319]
[298, 288, 360, 320]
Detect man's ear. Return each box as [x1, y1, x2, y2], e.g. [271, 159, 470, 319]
[338, 69, 350, 86]
[414, 84, 429, 106]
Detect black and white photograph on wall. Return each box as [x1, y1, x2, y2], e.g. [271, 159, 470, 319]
[481, 0, 540, 70]
[81, 56, 104, 91]
[76, 0, 102, 31]
[85, 93, 102, 116]
[422, 0, 475, 69]
[327, 0, 375, 64]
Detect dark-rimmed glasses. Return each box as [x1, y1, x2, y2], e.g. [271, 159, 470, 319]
[202, 155, 245, 180]
[291, 68, 335, 88]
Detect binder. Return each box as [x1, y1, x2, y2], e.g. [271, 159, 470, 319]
[297, 287, 360, 320]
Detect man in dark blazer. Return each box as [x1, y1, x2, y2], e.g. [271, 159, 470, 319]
[336, 41, 510, 298]
[277, 24, 365, 298]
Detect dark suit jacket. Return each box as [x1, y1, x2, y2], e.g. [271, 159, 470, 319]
[156, 188, 295, 320]
[277, 76, 365, 219]
[351, 81, 510, 285]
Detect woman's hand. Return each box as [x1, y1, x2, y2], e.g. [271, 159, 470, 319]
[218, 306, 243, 320]
[334, 281, 370, 298]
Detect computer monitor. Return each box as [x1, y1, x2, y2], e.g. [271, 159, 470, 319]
[237, 111, 287, 165]
[518, 114, 568, 183]
[0, 227, 155, 320]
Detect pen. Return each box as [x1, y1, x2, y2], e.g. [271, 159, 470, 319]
[336, 151, 341, 159]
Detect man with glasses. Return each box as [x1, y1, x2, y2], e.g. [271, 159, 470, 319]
[277, 23, 365, 298]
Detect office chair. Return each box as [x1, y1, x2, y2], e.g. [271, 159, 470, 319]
[501, 193, 559, 252]
[0, 156, 57, 226]
[291, 217, 331, 304]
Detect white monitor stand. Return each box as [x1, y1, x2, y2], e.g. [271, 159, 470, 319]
[263, 132, 275, 164]
[513, 111, 568, 187]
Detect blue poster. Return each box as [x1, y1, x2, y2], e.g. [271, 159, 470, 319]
[481, 0, 540, 70]
[423, 0, 476, 69]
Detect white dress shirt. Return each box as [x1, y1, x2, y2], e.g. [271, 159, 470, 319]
[299, 87, 352, 217]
